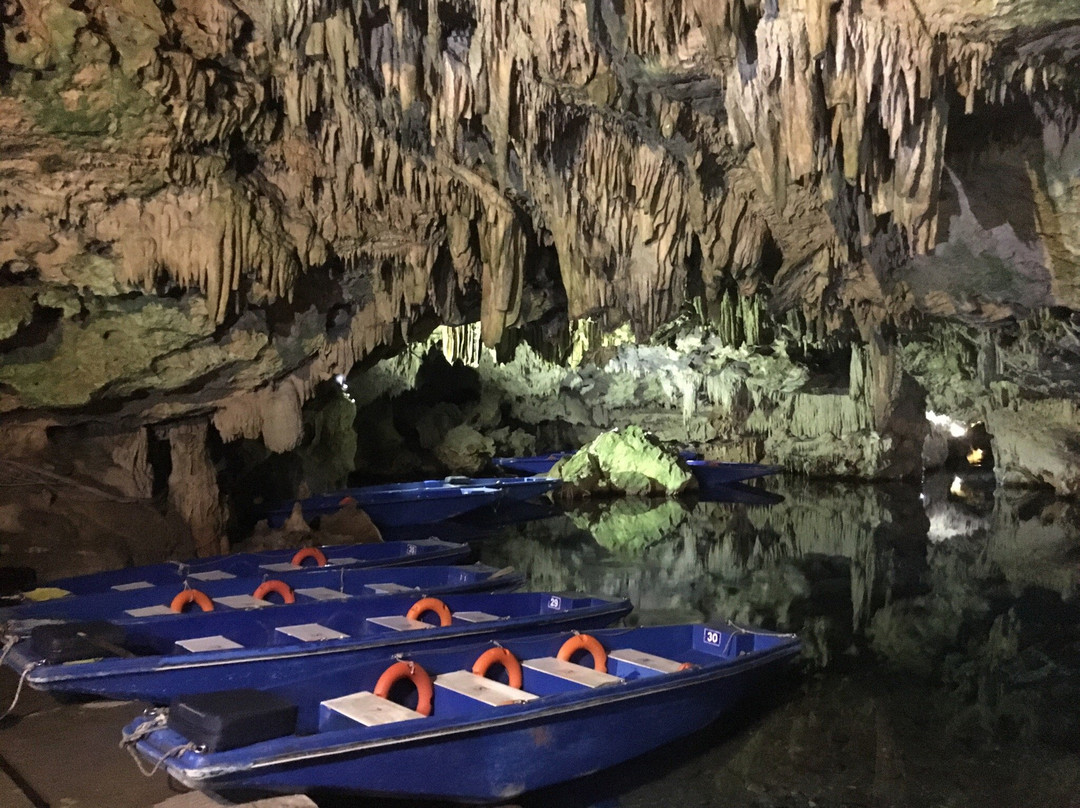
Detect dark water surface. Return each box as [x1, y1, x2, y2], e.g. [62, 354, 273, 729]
[329, 472, 1080, 808]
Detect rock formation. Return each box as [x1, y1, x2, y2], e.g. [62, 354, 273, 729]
[2, 0, 1080, 546]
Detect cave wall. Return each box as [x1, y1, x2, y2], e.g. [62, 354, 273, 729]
[1, 0, 1080, 533]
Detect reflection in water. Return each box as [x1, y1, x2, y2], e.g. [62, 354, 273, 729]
[462, 473, 1080, 808]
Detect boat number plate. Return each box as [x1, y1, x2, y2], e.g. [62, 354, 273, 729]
[548, 596, 562, 610]
[406, 544, 418, 555]
[704, 629, 721, 645]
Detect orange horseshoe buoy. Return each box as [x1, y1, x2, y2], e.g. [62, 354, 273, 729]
[374, 661, 434, 716]
[557, 633, 608, 672]
[170, 588, 214, 613]
[406, 597, 453, 627]
[472, 647, 523, 690]
[252, 579, 296, 604]
[290, 547, 327, 567]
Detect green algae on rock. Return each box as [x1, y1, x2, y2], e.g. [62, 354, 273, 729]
[550, 426, 696, 498]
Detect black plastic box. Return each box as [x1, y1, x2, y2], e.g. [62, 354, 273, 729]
[30, 621, 129, 663]
[168, 689, 298, 752]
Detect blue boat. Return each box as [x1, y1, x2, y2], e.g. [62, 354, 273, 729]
[40, 538, 470, 597]
[492, 453, 781, 489]
[260, 480, 507, 528]
[0, 563, 521, 627]
[491, 453, 572, 476]
[262, 477, 560, 529]
[123, 622, 799, 801]
[8, 592, 632, 703]
[685, 459, 783, 491]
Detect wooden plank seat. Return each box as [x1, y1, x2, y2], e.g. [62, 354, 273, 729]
[451, 611, 501, 623]
[522, 657, 623, 689]
[363, 583, 419, 595]
[112, 581, 155, 591]
[365, 616, 435, 632]
[213, 594, 272, 610]
[125, 604, 176, 618]
[174, 635, 244, 653]
[186, 570, 236, 582]
[319, 691, 425, 730]
[275, 623, 349, 642]
[293, 587, 349, 601]
[608, 648, 687, 675]
[434, 670, 538, 707]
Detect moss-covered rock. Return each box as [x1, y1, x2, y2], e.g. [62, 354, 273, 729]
[551, 426, 695, 497]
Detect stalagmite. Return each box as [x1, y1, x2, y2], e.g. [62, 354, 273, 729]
[166, 420, 227, 557]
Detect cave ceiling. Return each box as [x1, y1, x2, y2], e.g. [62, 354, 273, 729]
[1, 0, 1079, 448]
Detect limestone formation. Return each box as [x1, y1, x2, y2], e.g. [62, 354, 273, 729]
[1, 0, 1080, 513]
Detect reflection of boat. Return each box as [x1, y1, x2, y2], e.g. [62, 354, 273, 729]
[124, 622, 800, 801]
[8, 592, 631, 703]
[260, 480, 506, 529]
[695, 481, 785, 506]
[0, 563, 521, 627]
[38, 538, 471, 597]
[492, 454, 781, 490]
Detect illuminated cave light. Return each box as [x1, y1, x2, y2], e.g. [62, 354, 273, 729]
[334, 373, 356, 405]
[950, 476, 964, 497]
[926, 410, 968, 438]
[967, 447, 984, 466]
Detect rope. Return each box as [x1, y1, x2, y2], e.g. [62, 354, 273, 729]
[0, 635, 16, 669]
[119, 710, 191, 777]
[119, 710, 168, 747]
[124, 740, 196, 778]
[0, 662, 38, 722]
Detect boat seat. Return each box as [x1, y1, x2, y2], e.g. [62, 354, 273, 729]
[608, 648, 687, 677]
[174, 635, 244, 653]
[364, 583, 419, 595]
[522, 657, 623, 695]
[186, 570, 236, 582]
[259, 562, 303, 573]
[319, 691, 425, 731]
[112, 581, 154, 591]
[294, 586, 350, 601]
[213, 594, 272, 610]
[324, 557, 359, 567]
[275, 623, 349, 642]
[434, 670, 537, 708]
[125, 604, 176, 618]
[452, 611, 500, 623]
[365, 616, 435, 632]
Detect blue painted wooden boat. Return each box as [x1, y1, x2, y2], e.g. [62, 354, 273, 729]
[41, 538, 470, 597]
[262, 477, 560, 529]
[122, 622, 799, 801]
[7, 592, 631, 703]
[685, 459, 783, 491]
[0, 563, 521, 627]
[492, 453, 782, 489]
[491, 453, 571, 476]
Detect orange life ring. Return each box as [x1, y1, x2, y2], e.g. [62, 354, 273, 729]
[170, 588, 214, 613]
[290, 547, 327, 567]
[252, 579, 295, 604]
[472, 647, 523, 690]
[406, 597, 453, 627]
[557, 633, 607, 672]
[374, 661, 433, 716]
